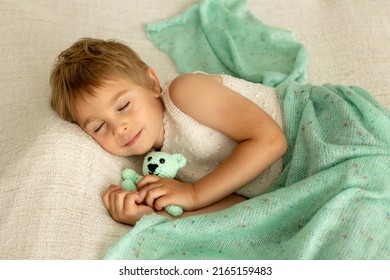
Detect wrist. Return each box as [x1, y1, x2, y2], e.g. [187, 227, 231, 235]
[188, 182, 201, 211]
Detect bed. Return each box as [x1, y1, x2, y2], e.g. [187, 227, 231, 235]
[0, 0, 389, 259]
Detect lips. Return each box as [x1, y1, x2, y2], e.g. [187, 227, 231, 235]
[123, 130, 142, 147]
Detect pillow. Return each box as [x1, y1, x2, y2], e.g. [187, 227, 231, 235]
[0, 110, 143, 259]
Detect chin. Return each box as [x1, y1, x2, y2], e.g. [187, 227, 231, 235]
[120, 146, 152, 157]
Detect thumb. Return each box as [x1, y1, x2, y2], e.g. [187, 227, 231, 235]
[134, 192, 144, 204]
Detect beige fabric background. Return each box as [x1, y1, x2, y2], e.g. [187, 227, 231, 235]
[0, 0, 389, 259]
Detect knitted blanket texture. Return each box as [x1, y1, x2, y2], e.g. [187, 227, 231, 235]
[104, 0, 390, 259]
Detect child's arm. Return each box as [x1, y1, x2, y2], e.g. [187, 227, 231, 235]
[138, 73, 287, 211]
[175, 193, 247, 218]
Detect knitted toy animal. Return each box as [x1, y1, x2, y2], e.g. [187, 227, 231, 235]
[121, 151, 187, 217]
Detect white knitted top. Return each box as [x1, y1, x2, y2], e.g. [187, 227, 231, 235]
[161, 73, 284, 198]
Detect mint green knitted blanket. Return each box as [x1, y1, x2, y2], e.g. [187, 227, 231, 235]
[104, 0, 390, 259]
[144, 0, 308, 87]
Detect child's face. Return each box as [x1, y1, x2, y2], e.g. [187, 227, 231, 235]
[74, 70, 164, 157]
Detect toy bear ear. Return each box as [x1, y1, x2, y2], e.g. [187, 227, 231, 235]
[173, 154, 186, 169]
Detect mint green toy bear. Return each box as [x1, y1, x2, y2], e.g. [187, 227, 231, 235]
[121, 151, 187, 217]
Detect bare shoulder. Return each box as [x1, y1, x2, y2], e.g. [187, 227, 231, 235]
[168, 73, 222, 112]
[169, 72, 221, 89]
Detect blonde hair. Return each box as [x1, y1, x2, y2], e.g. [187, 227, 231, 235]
[50, 38, 150, 122]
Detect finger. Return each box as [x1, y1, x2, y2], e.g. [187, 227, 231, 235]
[144, 187, 167, 208]
[112, 190, 130, 216]
[154, 195, 174, 211]
[138, 181, 164, 200]
[109, 184, 121, 189]
[133, 192, 143, 204]
[102, 185, 121, 210]
[122, 192, 141, 216]
[137, 175, 161, 189]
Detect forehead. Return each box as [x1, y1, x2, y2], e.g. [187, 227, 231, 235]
[76, 76, 133, 104]
[72, 77, 133, 122]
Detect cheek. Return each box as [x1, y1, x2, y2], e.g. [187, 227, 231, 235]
[91, 134, 116, 153]
[146, 104, 163, 125]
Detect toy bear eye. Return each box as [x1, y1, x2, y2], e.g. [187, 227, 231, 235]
[147, 156, 152, 161]
[159, 158, 165, 164]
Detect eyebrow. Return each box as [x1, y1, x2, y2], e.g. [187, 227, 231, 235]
[82, 89, 129, 129]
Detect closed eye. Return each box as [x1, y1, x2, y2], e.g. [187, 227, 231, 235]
[118, 102, 130, 112]
[94, 123, 105, 133]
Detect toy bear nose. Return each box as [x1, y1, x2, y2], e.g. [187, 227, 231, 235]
[147, 164, 158, 174]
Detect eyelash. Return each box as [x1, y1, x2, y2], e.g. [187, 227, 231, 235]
[94, 123, 104, 133]
[118, 102, 130, 111]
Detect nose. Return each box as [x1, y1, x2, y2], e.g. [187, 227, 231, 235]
[147, 164, 158, 174]
[114, 123, 128, 137]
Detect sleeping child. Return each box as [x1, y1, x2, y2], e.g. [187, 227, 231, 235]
[50, 37, 287, 225]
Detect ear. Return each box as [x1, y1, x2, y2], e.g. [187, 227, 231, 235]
[173, 154, 186, 169]
[147, 67, 161, 97]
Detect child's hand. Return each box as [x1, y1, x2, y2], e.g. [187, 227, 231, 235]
[102, 185, 154, 225]
[137, 176, 197, 212]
